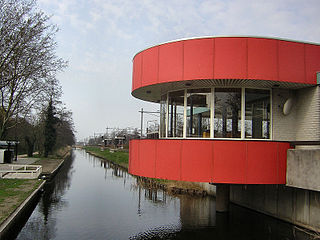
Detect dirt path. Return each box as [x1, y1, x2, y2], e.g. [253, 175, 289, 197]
[31, 158, 64, 175]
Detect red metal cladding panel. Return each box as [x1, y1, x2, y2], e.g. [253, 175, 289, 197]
[132, 37, 320, 96]
[158, 41, 183, 83]
[246, 141, 278, 184]
[279, 41, 305, 83]
[305, 44, 320, 84]
[129, 141, 132, 173]
[212, 141, 247, 183]
[138, 140, 156, 178]
[214, 38, 247, 79]
[132, 53, 142, 92]
[183, 38, 214, 80]
[129, 140, 140, 176]
[180, 140, 212, 182]
[141, 46, 159, 87]
[128, 139, 290, 184]
[155, 140, 181, 181]
[247, 38, 278, 81]
[277, 143, 290, 183]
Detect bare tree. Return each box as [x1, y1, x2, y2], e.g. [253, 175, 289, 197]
[0, 0, 67, 139]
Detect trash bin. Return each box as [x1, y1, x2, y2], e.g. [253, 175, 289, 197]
[4, 150, 13, 163]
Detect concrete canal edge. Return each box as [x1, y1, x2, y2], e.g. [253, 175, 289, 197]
[0, 150, 70, 239]
[0, 180, 46, 239]
[40, 157, 65, 180]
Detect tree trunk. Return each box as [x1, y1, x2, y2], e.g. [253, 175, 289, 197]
[25, 136, 35, 157]
[0, 124, 7, 140]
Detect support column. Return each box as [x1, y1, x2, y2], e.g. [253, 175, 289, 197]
[216, 184, 230, 212]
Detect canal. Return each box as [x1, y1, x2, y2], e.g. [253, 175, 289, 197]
[14, 149, 308, 240]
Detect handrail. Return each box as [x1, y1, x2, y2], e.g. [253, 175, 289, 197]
[0, 165, 42, 178]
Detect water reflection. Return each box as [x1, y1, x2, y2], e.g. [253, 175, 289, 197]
[15, 149, 311, 240]
[16, 151, 75, 240]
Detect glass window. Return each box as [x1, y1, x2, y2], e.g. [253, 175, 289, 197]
[214, 88, 241, 138]
[245, 89, 270, 139]
[168, 90, 184, 137]
[160, 94, 167, 138]
[187, 89, 211, 138]
[159, 87, 271, 140]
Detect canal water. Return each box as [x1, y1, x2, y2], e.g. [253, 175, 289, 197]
[14, 149, 309, 240]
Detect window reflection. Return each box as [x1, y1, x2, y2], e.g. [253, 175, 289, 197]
[168, 91, 184, 137]
[187, 89, 211, 138]
[214, 88, 241, 138]
[245, 89, 270, 139]
[160, 87, 271, 139]
[160, 94, 167, 138]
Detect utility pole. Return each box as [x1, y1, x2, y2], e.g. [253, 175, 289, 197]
[138, 109, 160, 138]
[140, 108, 143, 138]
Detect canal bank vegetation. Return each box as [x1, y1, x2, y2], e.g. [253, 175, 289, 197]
[84, 146, 129, 168]
[0, 146, 71, 229]
[84, 146, 210, 197]
[0, 179, 43, 223]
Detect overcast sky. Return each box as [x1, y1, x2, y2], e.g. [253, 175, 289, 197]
[37, 0, 320, 141]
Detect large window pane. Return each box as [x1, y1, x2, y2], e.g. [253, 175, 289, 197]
[214, 88, 241, 138]
[168, 90, 184, 137]
[245, 89, 270, 139]
[160, 94, 167, 138]
[187, 89, 211, 138]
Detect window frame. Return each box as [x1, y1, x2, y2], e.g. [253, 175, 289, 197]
[160, 87, 272, 140]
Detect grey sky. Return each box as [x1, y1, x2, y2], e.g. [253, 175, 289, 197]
[37, 0, 320, 141]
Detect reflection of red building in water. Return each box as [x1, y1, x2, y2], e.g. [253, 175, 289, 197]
[129, 36, 320, 217]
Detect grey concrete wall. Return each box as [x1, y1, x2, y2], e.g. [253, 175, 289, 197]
[287, 149, 320, 191]
[272, 86, 320, 141]
[230, 184, 320, 231]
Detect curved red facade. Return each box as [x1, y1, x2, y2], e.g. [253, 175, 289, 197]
[129, 36, 320, 184]
[129, 139, 289, 184]
[132, 37, 320, 101]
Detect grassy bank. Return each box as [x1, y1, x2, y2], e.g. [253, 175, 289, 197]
[83, 146, 210, 196]
[0, 179, 43, 223]
[0, 146, 71, 226]
[84, 146, 129, 168]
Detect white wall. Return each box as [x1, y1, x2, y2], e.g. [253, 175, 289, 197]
[272, 86, 320, 141]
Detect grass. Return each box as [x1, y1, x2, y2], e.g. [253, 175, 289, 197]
[83, 146, 209, 196]
[84, 146, 129, 168]
[0, 179, 43, 223]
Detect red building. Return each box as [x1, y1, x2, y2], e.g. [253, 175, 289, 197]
[129, 36, 320, 211]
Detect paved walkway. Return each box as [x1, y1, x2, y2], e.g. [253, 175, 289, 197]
[13, 158, 38, 165]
